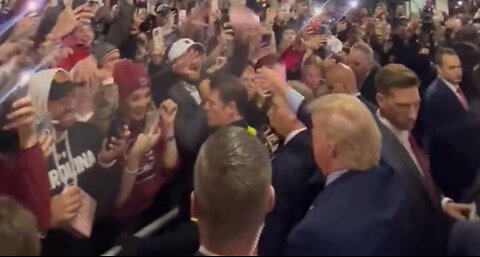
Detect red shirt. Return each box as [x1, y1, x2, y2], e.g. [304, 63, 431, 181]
[281, 46, 305, 80]
[0, 146, 51, 232]
[56, 46, 90, 71]
[112, 133, 177, 220]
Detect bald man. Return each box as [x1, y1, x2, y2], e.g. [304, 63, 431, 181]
[324, 63, 377, 113]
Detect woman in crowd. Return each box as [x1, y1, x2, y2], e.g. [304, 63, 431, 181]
[110, 60, 179, 221]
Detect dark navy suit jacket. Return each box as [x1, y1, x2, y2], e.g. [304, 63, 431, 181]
[424, 78, 468, 141]
[286, 166, 410, 256]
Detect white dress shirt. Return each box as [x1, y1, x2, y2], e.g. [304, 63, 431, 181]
[377, 111, 424, 177]
[284, 127, 307, 145]
[440, 77, 468, 109]
[184, 83, 202, 105]
[325, 169, 349, 187]
[198, 246, 220, 256]
[440, 78, 460, 96]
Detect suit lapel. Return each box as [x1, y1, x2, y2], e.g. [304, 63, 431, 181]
[436, 79, 467, 113]
[378, 121, 438, 208]
[173, 81, 201, 110]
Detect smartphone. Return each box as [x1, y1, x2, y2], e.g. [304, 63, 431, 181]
[178, 9, 187, 25]
[261, 33, 271, 47]
[0, 73, 30, 128]
[318, 25, 329, 35]
[105, 119, 127, 150]
[171, 8, 179, 25]
[36, 114, 52, 135]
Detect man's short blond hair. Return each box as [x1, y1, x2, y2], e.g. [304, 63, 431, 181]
[194, 127, 272, 242]
[309, 94, 381, 171]
[0, 197, 40, 256]
[303, 54, 323, 70]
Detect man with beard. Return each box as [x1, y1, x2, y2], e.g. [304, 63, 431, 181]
[28, 69, 126, 255]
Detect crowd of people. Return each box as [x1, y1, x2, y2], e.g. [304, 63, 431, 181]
[1, 0, 480, 255]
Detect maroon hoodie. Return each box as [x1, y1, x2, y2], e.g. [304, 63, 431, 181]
[0, 146, 50, 232]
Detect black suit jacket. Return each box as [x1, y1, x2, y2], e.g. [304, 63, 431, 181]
[424, 78, 468, 142]
[449, 220, 480, 256]
[360, 64, 380, 106]
[376, 120, 450, 256]
[167, 81, 208, 217]
[259, 130, 324, 256]
[429, 114, 480, 201]
[452, 42, 480, 101]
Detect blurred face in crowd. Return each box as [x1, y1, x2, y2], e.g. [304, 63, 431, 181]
[395, 5, 405, 18]
[374, 5, 385, 18]
[347, 49, 373, 83]
[125, 88, 152, 122]
[134, 43, 149, 65]
[203, 89, 236, 127]
[241, 66, 257, 100]
[48, 90, 79, 131]
[437, 54, 463, 85]
[175, 48, 204, 81]
[302, 64, 323, 90]
[101, 51, 121, 73]
[73, 24, 94, 47]
[394, 24, 409, 41]
[294, 2, 309, 16]
[324, 63, 357, 94]
[281, 29, 296, 46]
[267, 95, 296, 137]
[377, 87, 420, 131]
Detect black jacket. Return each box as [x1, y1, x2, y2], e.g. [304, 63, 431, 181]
[360, 64, 380, 106]
[452, 42, 480, 101]
[259, 130, 324, 256]
[423, 78, 469, 143]
[429, 114, 480, 201]
[167, 81, 208, 219]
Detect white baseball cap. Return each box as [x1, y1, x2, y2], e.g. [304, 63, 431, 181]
[167, 38, 205, 62]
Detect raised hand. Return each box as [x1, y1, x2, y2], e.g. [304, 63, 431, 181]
[4, 96, 37, 150]
[50, 187, 83, 228]
[98, 126, 131, 164]
[159, 99, 178, 132]
[49, 1, 94, 40]
[38, 131, 55, 158]
[129, 124, 162, 158]
[301, 35, 328, 51]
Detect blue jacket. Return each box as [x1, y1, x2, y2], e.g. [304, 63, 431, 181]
[286, 166, 410, 256]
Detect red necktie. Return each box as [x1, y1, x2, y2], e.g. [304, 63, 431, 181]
[455, 86, 469, 110]
[408, 135, 440, 206]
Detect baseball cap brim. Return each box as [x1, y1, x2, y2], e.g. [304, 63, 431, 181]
[168, 38, 205, 62]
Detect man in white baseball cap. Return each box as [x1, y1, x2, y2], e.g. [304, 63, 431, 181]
[167, 38, 206, 82]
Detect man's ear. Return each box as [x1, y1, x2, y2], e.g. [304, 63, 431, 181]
[227, 101, 239, 117]
[376, 92, 384, 107]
